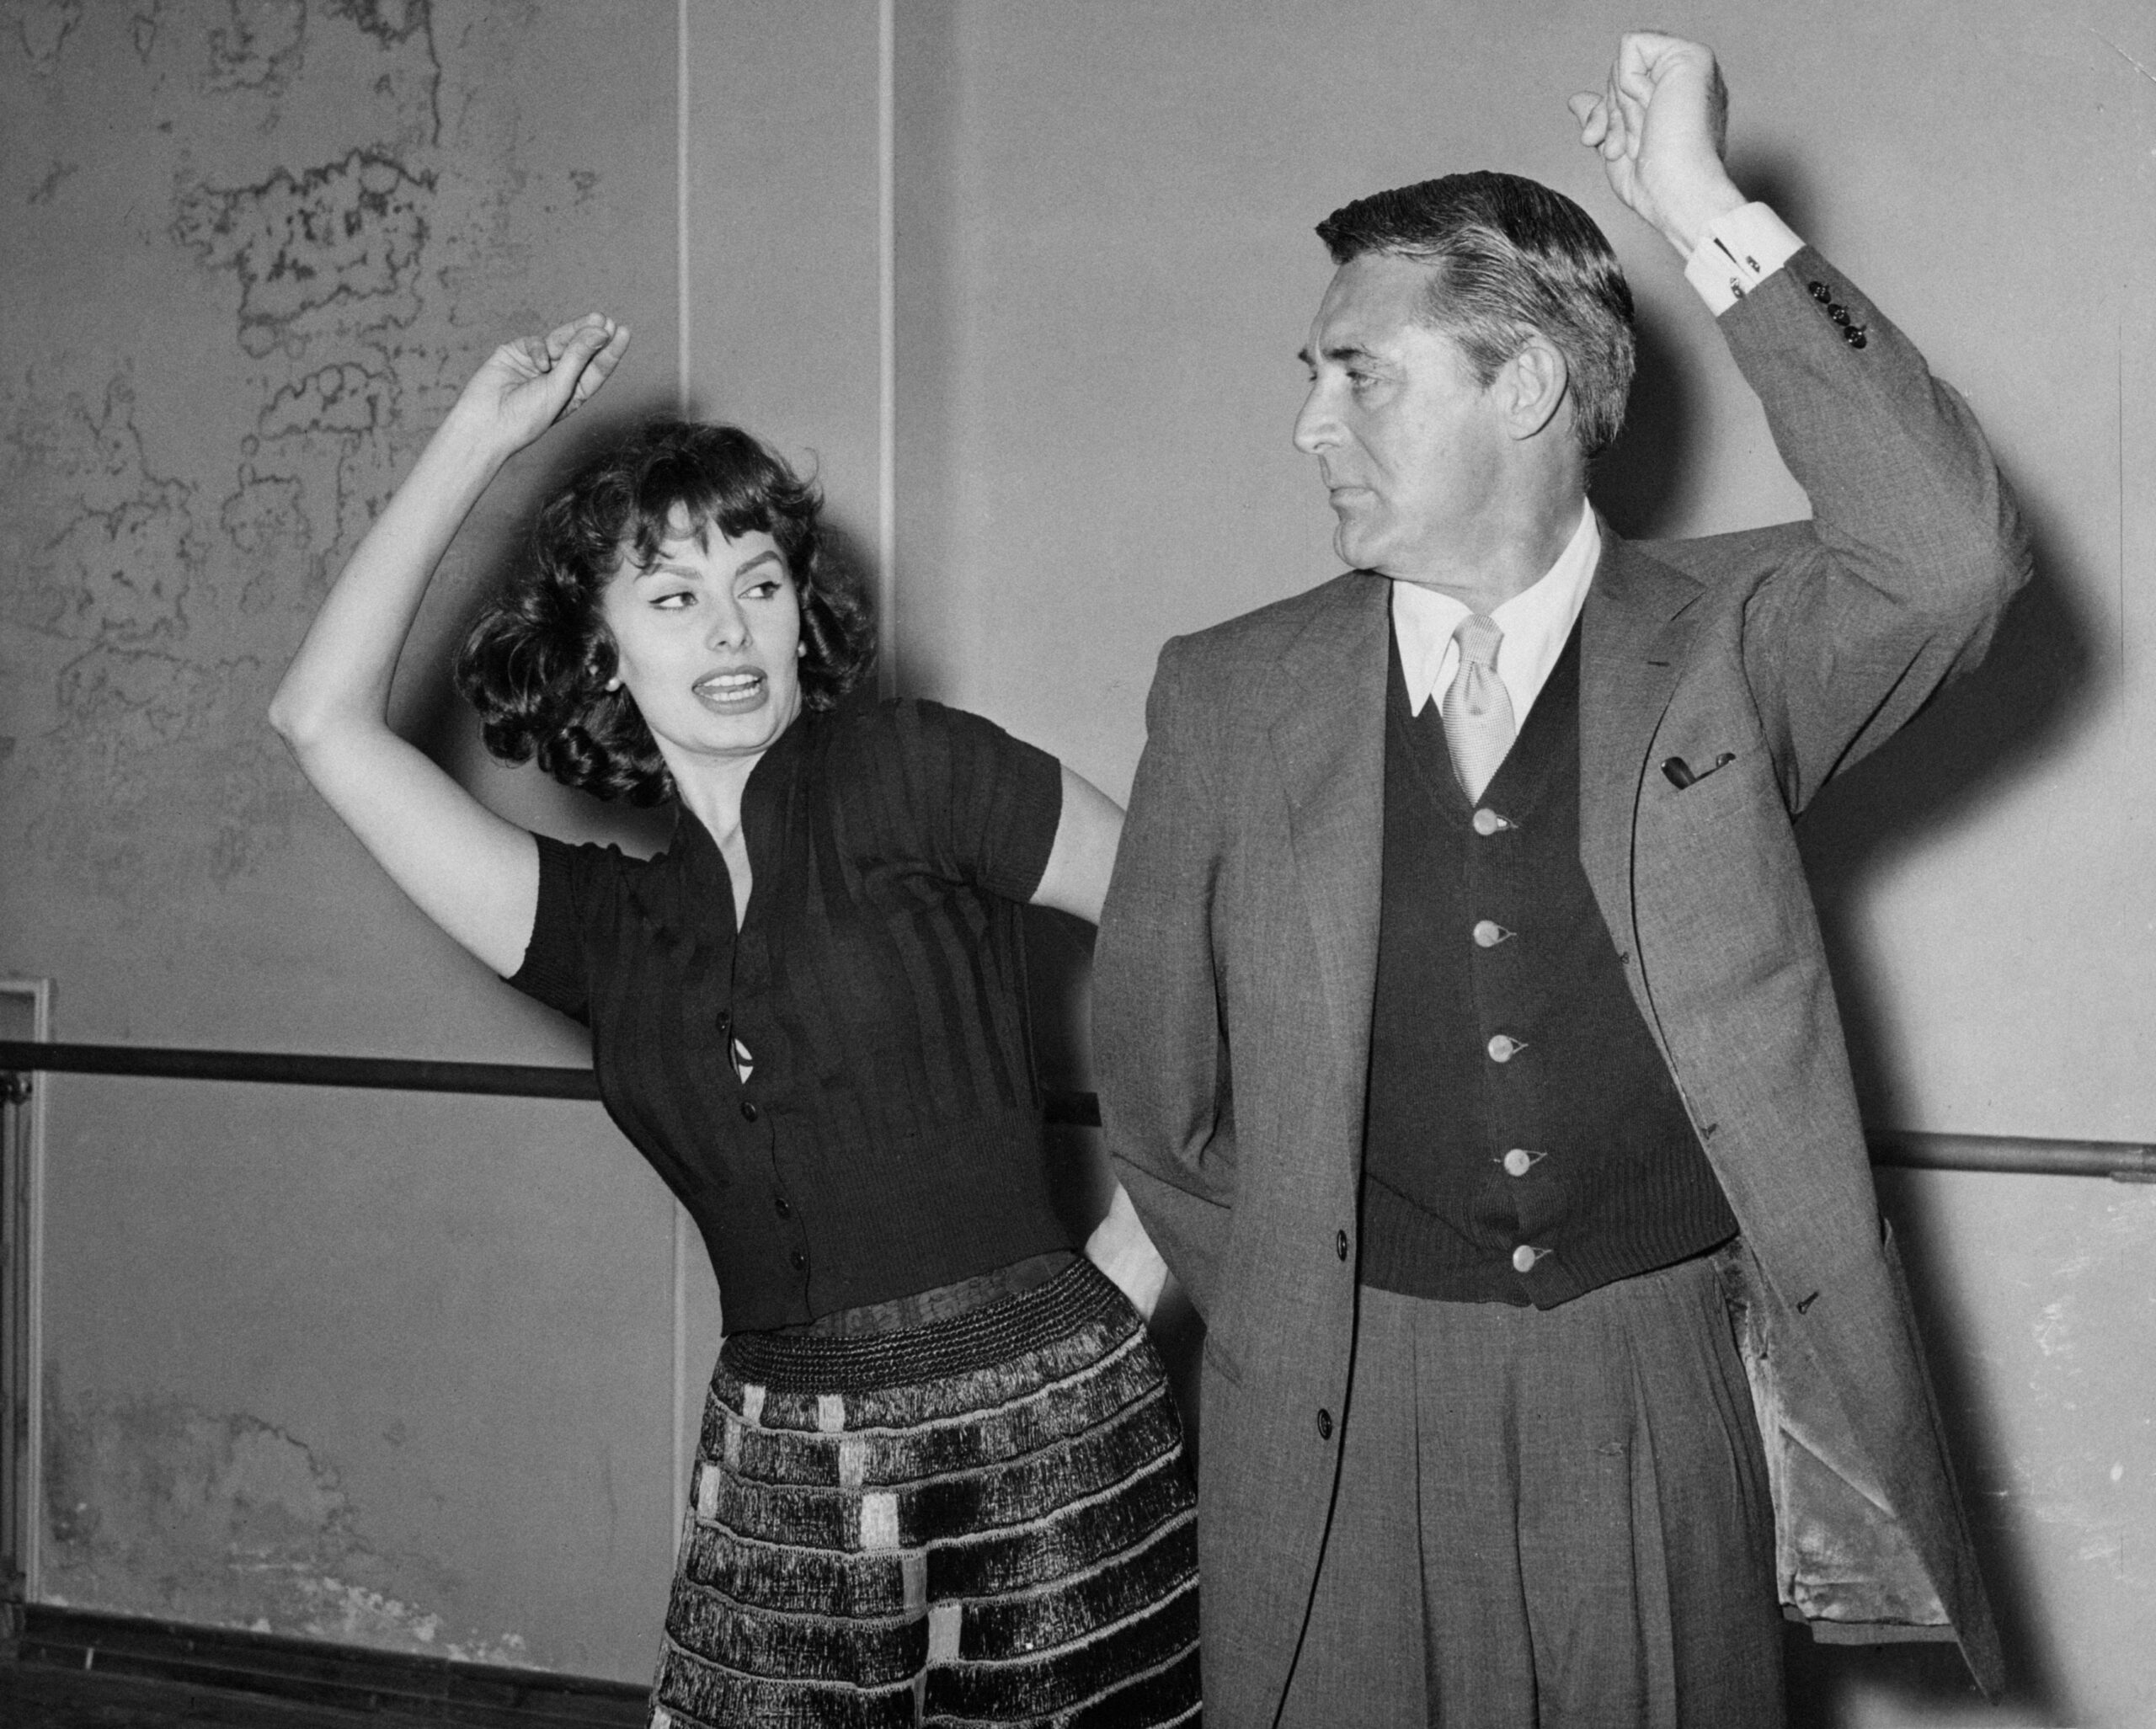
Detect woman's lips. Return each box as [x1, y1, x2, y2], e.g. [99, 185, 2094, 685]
[692, 669, 766, 709]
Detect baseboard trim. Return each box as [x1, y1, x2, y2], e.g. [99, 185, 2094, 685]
[9, 1604, 648, 1726]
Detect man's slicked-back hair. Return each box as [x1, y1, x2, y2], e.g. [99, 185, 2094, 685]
[1315, 170, 1636, 458]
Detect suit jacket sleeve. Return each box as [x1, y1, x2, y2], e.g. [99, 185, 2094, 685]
[1626, 248, 2025, 1693]
[1094, 636, 1237, 1319]
[1673, 245, 2032, 814]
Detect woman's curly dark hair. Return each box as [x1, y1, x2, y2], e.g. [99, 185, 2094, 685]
[455, 421, 875, 804]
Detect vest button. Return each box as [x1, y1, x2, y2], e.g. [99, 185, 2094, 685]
[1502, 1148, 1534, 1177]
[739, 1099, 760, 1123]
[1486, 1034, 1520, 1063]
[1511, 1244, 1539, 1274]
[1471, 807, 1504, 836]
[790, 1249, 807, 1272]
[774, 1193, 792, 1217]
[1472, 919, 1506, 948]
[1315, 1408, 1333, 1441]
[1336, 1229, 1350, 1261]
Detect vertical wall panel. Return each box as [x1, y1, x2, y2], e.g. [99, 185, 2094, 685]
[682, 0, 885, 603]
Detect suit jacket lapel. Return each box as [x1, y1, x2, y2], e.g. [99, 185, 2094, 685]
[1256, 546, 1700, 1070]
[1577, 532, 1705, 962]
[1268, 575, 1390, 1061]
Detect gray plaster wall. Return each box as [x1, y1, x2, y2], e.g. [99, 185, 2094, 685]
[3, 0, 686, 1683]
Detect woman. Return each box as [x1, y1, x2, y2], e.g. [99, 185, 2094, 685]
[269, 316, 1198, 1727]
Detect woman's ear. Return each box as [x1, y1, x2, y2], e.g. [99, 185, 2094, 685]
[588, 633, 622, 692]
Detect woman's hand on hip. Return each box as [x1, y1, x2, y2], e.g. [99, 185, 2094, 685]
[1085, 1183, 1171, 1321]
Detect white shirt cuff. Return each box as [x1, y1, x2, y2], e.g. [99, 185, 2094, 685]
[1683, 202, 1806, 315]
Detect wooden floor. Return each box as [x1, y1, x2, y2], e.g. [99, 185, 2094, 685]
[0, 1662, 446, 1728]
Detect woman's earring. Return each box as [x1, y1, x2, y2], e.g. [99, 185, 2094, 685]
[796, 643, 806, 659]
[605, 675, 622, 691]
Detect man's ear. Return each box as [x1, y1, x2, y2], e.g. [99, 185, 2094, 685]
[1499, 335, 1570, 442]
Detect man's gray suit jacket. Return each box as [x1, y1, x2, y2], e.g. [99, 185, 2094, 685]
[1096, 247, 2031, 1725]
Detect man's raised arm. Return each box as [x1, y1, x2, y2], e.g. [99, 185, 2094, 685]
[1577, 32, 2031, 808]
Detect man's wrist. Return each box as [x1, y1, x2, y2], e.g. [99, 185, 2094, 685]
[1657, 179, 1747, 260]
[1682, 201, 1806, 315]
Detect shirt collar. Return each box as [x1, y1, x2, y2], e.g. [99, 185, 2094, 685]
[1390, 500, 1600, 721]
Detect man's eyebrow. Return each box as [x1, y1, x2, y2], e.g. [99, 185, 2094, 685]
[1298, 341, 1382, 368]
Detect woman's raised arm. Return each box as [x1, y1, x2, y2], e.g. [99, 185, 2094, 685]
[268, 315, 630, 977]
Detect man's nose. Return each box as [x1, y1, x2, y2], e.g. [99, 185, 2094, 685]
[1293, 383, 1337, 455]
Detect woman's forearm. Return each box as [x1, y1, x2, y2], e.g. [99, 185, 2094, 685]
[267, 410, 508, 752]
[270, 315, 626, 753]
[259, 318, 627, 979]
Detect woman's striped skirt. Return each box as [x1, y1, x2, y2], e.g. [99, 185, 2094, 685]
[649, 1257, 1201, 1727]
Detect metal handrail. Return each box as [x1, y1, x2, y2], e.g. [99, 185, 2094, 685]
[5, 1042, 2152, 1175]
[1865, 1129, 2155, 1182]
[0, 1039, 602, 1100]
[0, 1040, 1102, 1127]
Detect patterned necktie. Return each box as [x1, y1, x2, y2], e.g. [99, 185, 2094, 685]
[1439, 612, 1516, 800]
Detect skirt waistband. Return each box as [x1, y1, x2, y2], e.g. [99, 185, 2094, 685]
[719, 1254, 1133, 1394]
[786, 1248, 1077, 1338]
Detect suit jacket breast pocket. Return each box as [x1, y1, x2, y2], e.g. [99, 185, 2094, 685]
[1643, 750, 1812, 995]
[1665, 749, 1774, 826]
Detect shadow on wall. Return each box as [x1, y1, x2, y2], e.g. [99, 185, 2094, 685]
[1790, 425, 2090, 1729]
[1587, 300, 1698, 542]
[1596, 146, 1829, 547]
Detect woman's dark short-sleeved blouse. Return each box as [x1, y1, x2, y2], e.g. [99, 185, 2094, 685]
[509, 696, 1070, 1331]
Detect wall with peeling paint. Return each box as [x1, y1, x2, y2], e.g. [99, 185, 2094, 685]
[2, 0, 688, 1684]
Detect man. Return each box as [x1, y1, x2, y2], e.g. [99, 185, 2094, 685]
[1095, 32, 2025, 1727]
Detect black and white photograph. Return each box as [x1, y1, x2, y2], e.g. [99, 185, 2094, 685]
[1, 3, 2150, 1726]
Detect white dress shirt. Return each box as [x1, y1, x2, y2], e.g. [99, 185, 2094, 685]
[1390, 499, 1600, 724]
